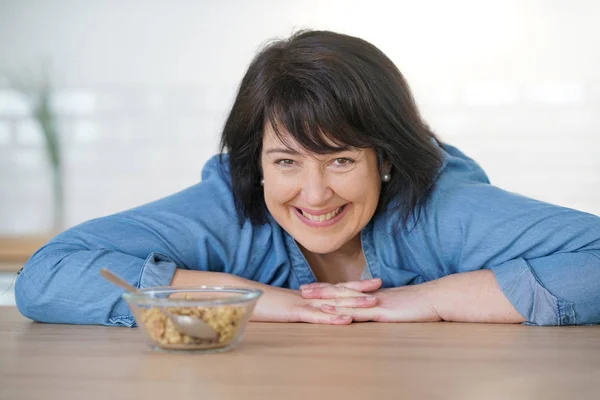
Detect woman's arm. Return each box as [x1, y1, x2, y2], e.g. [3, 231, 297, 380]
[302, 251, 600, 325]
[424, 269, 525, 323]
[395, 145, 600, 325]
[299, 271, 525, 323]
[427, 189, 600, 325]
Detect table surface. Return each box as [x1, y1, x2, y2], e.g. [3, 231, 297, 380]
[1, 307, 599, 400]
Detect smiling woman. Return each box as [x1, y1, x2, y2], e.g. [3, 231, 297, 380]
[14, 30, 600, 328]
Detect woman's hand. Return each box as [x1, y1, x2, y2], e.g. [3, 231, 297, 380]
[251, 284, 380, 325]
[299, 280, 442, 322]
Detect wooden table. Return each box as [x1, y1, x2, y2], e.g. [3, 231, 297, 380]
[1, 307, 598, 399]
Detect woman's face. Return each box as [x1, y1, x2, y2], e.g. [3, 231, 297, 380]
[260, 125, 383, 255]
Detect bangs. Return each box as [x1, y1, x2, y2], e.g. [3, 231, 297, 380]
[264, 78, 373, 154]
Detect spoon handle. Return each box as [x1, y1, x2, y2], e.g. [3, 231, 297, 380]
[100, 268, 139, 293]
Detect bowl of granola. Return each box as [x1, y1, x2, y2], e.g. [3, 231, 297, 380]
[123, 286, 262, 353]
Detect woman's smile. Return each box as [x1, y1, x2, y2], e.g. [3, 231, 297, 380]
[292, 204, 349, 228]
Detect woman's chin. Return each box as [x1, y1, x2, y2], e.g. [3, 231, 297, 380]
[294, 239, 343, 255]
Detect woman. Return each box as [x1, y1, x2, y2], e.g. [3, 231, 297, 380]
[15, 30, 600, 326]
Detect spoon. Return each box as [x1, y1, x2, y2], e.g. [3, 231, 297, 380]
[100, 268, 218, 341]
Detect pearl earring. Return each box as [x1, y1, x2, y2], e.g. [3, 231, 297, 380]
[382, 173, 391, 183]
[260, 179, 264, 186]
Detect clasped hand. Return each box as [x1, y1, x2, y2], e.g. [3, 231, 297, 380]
[252, 278, 441, 324]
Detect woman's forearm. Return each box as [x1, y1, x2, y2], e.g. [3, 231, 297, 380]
[427, 269, 526, 323]
[170, 268, 257, 287]
[170, 268, 291, 321]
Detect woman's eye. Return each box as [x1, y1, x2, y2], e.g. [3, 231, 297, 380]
[331, 158, 355, 167]
[276, 159, 295, 167]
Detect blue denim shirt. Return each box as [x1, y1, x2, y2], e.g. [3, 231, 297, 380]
[15, 144, 600, 326]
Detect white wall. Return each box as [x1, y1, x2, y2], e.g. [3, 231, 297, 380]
[0, 0, 599, 234]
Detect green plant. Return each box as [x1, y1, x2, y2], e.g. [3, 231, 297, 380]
[8, 66, 63, 232]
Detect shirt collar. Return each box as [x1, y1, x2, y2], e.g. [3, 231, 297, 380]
[282, 219, 380, 286]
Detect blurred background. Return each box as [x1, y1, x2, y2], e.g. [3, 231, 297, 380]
[1, 0, 599, 303]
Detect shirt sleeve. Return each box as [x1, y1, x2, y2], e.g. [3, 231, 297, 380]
[14, 155, 286, 326]
[423, 145, 600, 325]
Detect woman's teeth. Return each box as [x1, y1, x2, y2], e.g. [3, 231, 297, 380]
[300, 206, 344, 222]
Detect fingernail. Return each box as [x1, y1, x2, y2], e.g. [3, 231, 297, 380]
[337, 315, 351, 320]
[301, 288, 312, 293]
[366, 296, 376, 301]
[371, 278, 381, 282]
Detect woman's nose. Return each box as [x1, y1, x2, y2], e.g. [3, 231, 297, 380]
[300, 171, 333, 206]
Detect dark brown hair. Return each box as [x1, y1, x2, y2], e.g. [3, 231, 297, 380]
[220, 30, 443, 227]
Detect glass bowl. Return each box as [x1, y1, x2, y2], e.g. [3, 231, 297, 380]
[123, 286, 262, 353]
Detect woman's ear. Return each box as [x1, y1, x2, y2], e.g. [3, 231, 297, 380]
[378, 156, 392, 175]
[379, 158, 392, 183]
[382, 160, 392, 175]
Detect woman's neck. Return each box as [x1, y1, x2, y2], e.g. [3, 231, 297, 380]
[299, 235, 366, 284]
